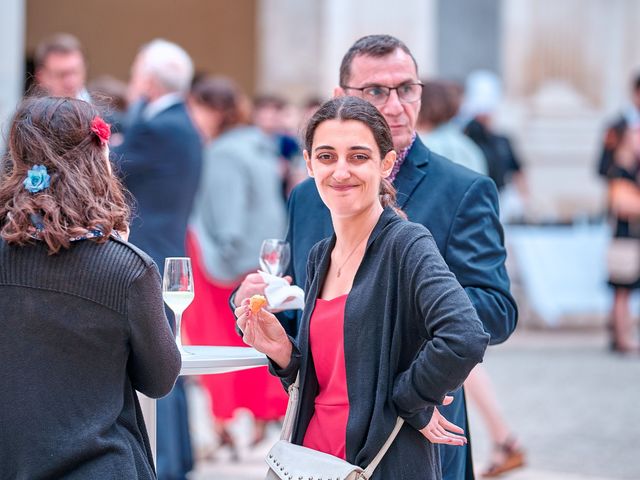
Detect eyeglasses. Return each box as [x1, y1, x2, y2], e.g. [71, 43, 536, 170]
[341, 82, 424, 106]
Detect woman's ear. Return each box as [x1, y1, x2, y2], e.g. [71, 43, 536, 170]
[303, 150, 314, 177]
[333, 86, 346, 98]
[381, 150, 396, 178]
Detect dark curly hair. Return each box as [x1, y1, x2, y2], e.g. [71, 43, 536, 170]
[0, 96, 130, 254]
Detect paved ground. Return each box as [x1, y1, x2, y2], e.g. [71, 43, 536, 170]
[187, 328, 640, 480]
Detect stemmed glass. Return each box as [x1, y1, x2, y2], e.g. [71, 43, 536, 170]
[163, 257, 194, 355]
[259, 239, 291, 276]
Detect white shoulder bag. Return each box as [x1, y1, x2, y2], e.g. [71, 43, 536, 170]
[265, 374, 404, 480]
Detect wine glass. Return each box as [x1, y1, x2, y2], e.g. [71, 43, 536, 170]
[259, 239, 291, 276]
[163, 257, 194, 355]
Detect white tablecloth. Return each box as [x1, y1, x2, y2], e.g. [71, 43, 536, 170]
[506, 222, 623, 326]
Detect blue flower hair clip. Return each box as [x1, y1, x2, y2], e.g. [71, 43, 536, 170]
[23, 165, 51, 193]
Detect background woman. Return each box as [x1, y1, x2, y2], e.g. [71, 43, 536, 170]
[417, 79, 487, 175]
[235, 96, 489, 478]
[185, 76, 288, 456]
[0, 96, 181, 479]
[602, 119, 640, 353]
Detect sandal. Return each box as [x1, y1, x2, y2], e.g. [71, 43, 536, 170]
[250, 419, 267, 447]
[481, 436, 526, 477]
[610, 337, 640, 355]
[193, 445, 217, 463]
[216, 428, 240, 462]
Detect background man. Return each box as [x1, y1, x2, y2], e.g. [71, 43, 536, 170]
[34, 33, 90, 101]
[114, 39, 202, 480]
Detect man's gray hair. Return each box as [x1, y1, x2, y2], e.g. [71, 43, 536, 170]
[139, 39, 194, 94]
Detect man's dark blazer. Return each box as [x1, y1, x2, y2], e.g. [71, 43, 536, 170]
[114, 100, 202, 480]
[282, 136, 517, 479]
[114, 101, 202, 271]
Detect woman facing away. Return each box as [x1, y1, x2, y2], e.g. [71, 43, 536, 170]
[235, 96, 490, 479]
[0, 96, 181, 479]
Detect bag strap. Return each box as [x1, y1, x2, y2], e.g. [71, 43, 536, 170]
[360, 417, 404, 479]
[279, 373, 405, 478]
[280, 373, 300, 441]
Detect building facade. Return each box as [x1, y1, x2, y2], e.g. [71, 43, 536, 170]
[2, 0, 640, 220]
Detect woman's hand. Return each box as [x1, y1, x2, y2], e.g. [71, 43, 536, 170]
[419, 396, 467, 446]
[235, 273, 269, 306]
[610, 179, 640, 219]
[234, 273, 293, 313]
[235, 299, 292, 369]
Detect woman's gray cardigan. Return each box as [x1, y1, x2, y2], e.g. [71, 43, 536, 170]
[273, 208, 490, 479]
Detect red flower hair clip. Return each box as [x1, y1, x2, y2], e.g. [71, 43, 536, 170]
[90, 116, 111, 145]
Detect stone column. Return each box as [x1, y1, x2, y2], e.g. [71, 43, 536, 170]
[319, 0, 437, 95]
[0, 0, 25, 151]
[256, 0, 322, 100]
[601, 0, 640, 117]
[437, 0, 501, 81]
[256, 0, 437, 102]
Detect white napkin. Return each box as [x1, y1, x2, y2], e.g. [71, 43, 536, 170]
[258, 270, 305, 310]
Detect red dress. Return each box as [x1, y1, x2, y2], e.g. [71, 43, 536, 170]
[183, 231, 288, 420]
[302, 294, 350, 460]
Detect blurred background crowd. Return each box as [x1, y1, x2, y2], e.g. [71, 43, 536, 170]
[1, 1, 639, 479]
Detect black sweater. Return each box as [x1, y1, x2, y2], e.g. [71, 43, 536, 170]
[0, 237, 181, 479]
[274, 208, 490, 479]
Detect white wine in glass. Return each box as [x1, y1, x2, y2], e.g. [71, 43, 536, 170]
[259, 239, 291, 277]
[163, 257, 194, 355]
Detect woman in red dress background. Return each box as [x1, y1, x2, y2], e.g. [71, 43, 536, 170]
[183, 75, 288, 454]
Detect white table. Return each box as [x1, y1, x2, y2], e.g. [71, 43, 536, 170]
[179, 345, 269, 376]
[506, 223, 615, 325]
[139, 346, 268, 461]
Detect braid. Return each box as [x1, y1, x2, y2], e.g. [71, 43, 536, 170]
[380, 178, 407, 219]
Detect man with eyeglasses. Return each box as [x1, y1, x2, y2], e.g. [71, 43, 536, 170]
[233, 34, 517, 479]
[34, 33, 91, 102]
